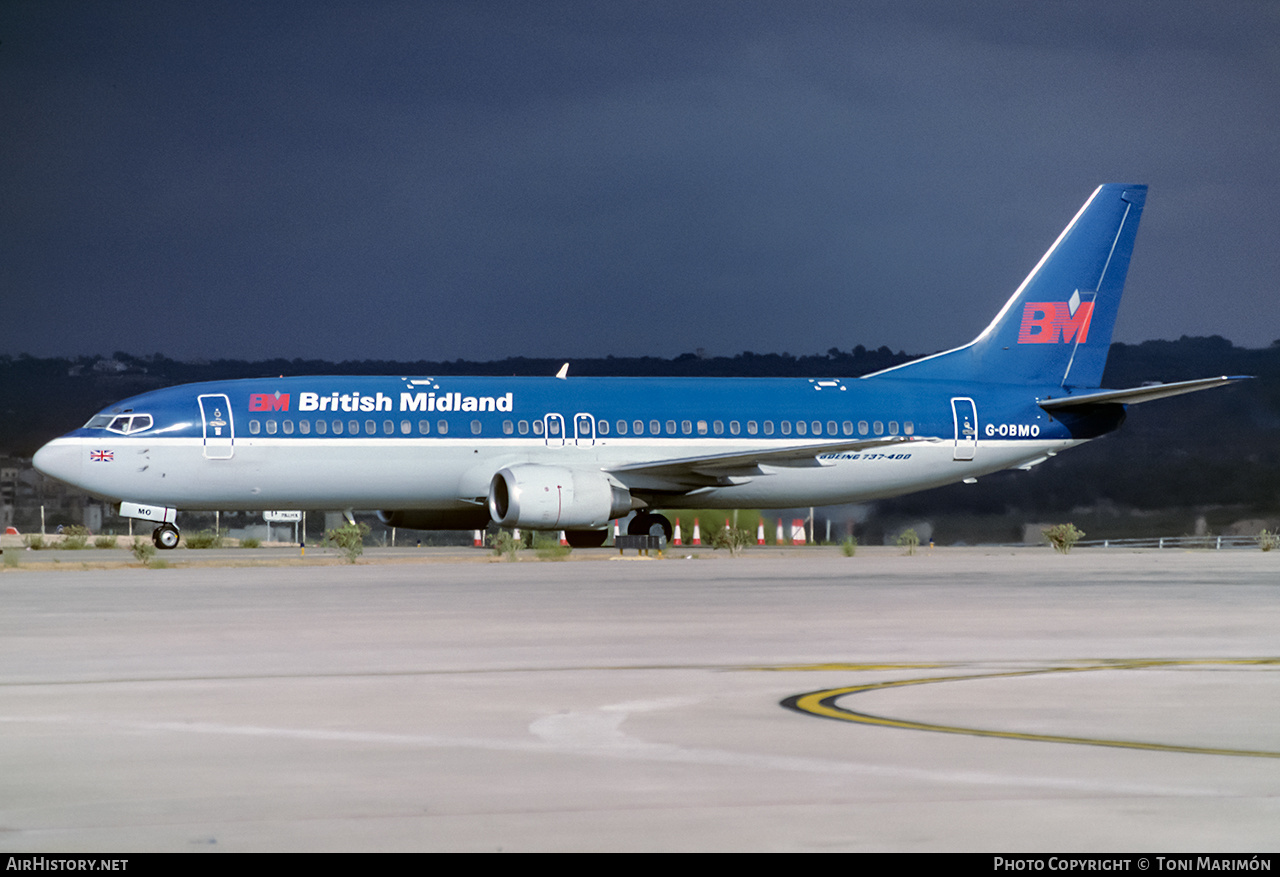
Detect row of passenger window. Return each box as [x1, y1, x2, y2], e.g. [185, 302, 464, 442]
[597, 418, 915, 437]
[249, 418, 457, 436]
[246, 417, 916, 438]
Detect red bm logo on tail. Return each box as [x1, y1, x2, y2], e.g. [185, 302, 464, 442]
[1017, 301, 1093, 344]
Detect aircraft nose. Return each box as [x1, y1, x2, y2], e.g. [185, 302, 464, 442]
[33, 438, 82, 487]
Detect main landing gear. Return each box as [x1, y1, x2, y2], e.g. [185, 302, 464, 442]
[152, 523, 180, 550]
[564, 529, 609, 548]
[627, 512, 673, 543]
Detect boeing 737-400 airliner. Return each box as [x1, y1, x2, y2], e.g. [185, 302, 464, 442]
[34, 184, 1245, 548]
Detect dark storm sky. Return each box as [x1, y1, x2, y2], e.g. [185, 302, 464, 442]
[3, 1, 1278, 363]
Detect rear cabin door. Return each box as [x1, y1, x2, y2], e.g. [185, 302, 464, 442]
[951, 397, 977, 461]
[198, 394, 235, 459]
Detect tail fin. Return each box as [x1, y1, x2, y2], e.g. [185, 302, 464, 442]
[873, 184, 1146, 388]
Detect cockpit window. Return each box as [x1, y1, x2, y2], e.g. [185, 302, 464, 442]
[89, 413, 154, 435]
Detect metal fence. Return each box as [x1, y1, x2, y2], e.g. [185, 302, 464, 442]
[1073, 535, 1271, 550]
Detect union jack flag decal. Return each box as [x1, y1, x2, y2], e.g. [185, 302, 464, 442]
[89, 450, 114, 462]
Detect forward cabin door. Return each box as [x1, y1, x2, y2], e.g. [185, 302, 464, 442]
[544, 413, 566, 448]
[951, 397, 977, 461]
[198, 394, 235, 459]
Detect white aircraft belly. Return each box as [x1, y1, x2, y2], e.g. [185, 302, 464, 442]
[47, 435, 1083, 512]
[657, 439, 1081, 508]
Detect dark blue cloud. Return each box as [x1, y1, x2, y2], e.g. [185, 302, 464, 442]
[3, 1, 1278, 362]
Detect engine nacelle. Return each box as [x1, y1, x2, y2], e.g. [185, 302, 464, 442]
[488, 465, 631, 530]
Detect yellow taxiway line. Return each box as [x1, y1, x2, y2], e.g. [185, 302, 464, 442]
[777, 658, 1280, 758]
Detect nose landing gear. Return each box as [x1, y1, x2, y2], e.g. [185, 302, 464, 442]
[152, 524, 180, 550]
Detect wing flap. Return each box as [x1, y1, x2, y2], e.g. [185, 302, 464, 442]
[607, 436, 923, 490]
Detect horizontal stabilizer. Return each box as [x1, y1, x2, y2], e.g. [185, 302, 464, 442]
[1038, 376, 1250, 411]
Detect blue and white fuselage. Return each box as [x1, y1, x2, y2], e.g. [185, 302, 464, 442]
[33, 373, 1096, 510]
[33, 185, 1244, 547]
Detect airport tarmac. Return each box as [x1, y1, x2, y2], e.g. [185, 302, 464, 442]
[1, 547, 1278, 852]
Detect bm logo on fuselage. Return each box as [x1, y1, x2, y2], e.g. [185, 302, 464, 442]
[249, 392, 290, 412]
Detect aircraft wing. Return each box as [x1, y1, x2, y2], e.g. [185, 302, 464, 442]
[1038, 375, 1250, 411]
[606, 436, 923, 491]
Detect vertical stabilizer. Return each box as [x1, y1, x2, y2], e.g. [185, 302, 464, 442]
[873, 184, 1146, 388]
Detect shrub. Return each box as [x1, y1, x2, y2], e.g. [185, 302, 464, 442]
[1259, 529, 1278, 552]
[897, 528, 920, 556]
[184, 529, 226, 549]
[325, 522, 370, 563]
[22, 534, 45, 550]
[60, 525, 90, 550]
[94, 535, 118, 549]
[534, 533, 572, 560]
[240, 537, 261, 549]
[131, 538, 156, 566]
[841, 536, 857, 557]
[709, 526, 752, 557]
[1043, 523, 1085, 554]
[488, 530, 522, 561]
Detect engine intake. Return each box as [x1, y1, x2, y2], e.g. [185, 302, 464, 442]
[488, 464, 631, 530]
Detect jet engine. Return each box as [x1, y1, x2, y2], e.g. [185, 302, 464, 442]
[488, 464, 632, 530]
